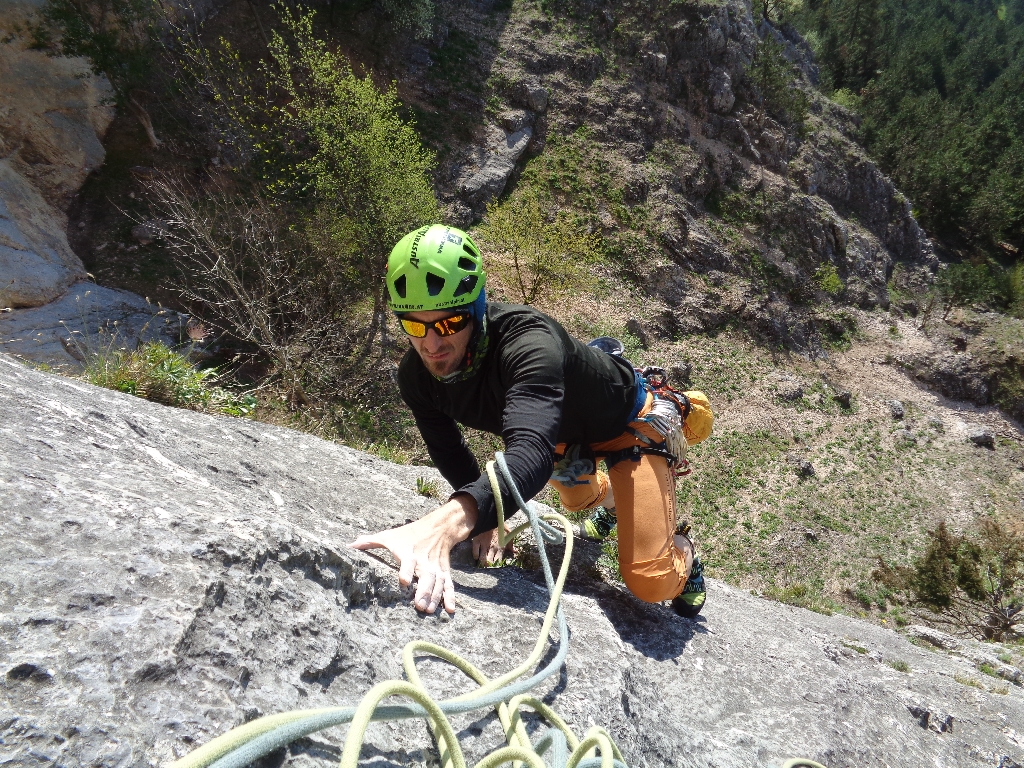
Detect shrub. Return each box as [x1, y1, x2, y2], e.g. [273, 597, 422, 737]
[84, 341, 256, 415]
[936, 261, 1001, 317]
[750, 27, 810, 125]
[163, 6, 439, 398]
[477, 192, 600, 304]
[874, 520, 1024, 641]
[814, 262, 844, 296]
[1007, 262, 1024, 318]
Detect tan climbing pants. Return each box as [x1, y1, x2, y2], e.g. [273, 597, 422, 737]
[549, 393, 692, 603]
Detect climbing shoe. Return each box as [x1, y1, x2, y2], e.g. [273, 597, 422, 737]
[671, 555, 706, 619]
[578, 506, 617, 541]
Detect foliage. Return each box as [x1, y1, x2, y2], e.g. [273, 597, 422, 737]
[750, 26, 811, 124]
[416, 476, 442, 499]
[33, 0, 163, 145]
[477, 192, 600, 304]
[935, 261, 1003, 316]
[874, 520, 1024, 641]
[789, 0, 1024, 249]
[148, 180, 371, 404]
[167, 6, 438, 396]
[378, 0, 434, 38]
[84, 340, 256, 415]
[814, 262, 844, 296]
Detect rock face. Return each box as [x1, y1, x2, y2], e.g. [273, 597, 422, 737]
[2, 355, 1023, 768]
[0, 282, 187, 367]
[0, 0, 115, 308]
[457, 123, 534, 214]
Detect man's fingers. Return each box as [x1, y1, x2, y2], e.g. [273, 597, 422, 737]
[349, 535, 386, 550]
[397, 554, 416, 589]
[442, 572, 457, 615]
[414, 569, 436, 612]
[427, 569, 446, 613]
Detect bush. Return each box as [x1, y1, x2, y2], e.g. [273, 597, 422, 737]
[874, 520, 1024, 641]
[163, 6, 439, 399]
[814, 262, 844, 296]
[750, 27, 810, 125]
[477, 192, 600, 304]
[84, 341, 256, 415]
[935, 261, 1001, 317]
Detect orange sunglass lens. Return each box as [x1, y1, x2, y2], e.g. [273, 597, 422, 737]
[400, 319, 428, 337]
[435, 314, 470, 335]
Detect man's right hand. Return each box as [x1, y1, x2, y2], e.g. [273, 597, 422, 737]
[349, 494, 478, 615]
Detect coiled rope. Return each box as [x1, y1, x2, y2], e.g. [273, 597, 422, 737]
[168, 452, 828, 768]
[170, 452, 626, 768]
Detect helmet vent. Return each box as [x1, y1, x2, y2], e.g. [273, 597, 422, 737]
[453, 275, 478, 297]
[426, 272, 446, 297]
[463, 238, 480, 258]
[458, 257, 476, 271]
[393, 274, 407, 299]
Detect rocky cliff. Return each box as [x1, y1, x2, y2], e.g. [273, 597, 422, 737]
[395, 0, 939, 354]
[2, 353, 1022, 768]
[0, 0, 114, 309]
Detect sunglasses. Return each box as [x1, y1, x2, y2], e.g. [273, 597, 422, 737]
[399, 312, 473, 338]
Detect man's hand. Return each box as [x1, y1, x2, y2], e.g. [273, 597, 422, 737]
[472, 524, 515, 565]
[349, 495, 478, 615]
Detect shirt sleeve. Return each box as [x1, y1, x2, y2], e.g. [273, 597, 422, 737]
[458, 327, 565, 535]
[398, 358, 481, 495]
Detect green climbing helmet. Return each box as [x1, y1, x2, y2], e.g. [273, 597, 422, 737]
[386, 225, 486, 312]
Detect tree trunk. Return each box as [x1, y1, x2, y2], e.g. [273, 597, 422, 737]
[246, 0, 270, 46]
[128, 95, 161, 149]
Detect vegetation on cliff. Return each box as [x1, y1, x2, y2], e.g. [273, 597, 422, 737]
[788, 0, 1024, 258]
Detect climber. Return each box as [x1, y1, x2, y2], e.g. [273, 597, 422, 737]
[350, 224, 714, 618]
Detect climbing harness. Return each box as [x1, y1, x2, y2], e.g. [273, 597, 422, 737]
[169, 451, 829, 768]
[600, 365, 693, 479]
[170, 452, 627, 768]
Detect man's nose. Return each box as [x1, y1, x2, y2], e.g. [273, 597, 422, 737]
[421, 326, 446, 348]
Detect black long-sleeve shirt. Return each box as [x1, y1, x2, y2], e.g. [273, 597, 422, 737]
[397, 303, 637, 535]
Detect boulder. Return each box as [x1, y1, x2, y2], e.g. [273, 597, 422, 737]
[0, 0, 115, 308]
[968, 427, 995, 448]
[2, 358, 1024, 767]
[0, 282, 186, 367]
[459, 124, 533, 207]
[889, 400, 905, 419]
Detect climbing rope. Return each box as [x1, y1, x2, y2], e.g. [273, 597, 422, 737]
[170, 452, 626, 768]
[168, 452, 829, 768]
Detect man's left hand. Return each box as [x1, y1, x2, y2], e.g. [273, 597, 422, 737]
[472, 524, 515, 565]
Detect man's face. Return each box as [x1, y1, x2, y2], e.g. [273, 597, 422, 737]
[404, 310, 475, 378]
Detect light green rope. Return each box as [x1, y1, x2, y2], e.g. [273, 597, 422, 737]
[168, 451, 828, 768]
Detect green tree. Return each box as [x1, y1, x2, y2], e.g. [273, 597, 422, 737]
[478, 192, 599, 304]
[874, 520, 1024, 641]
[161, 5, 439, 394]
[266, 6, 439, 343]
[35, 0, 163, 147]
[750, 29, 810, 124]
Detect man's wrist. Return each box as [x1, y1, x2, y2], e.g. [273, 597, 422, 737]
[445, 493, 478, 540]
